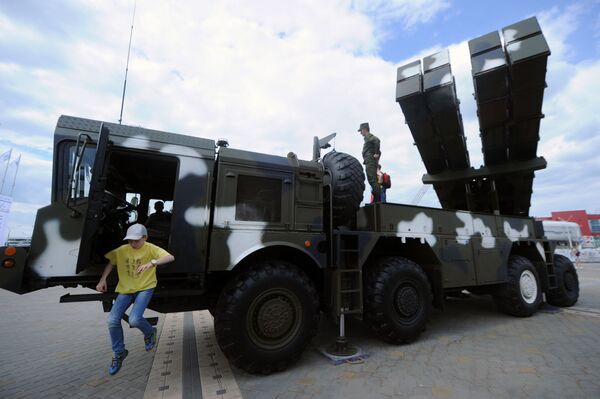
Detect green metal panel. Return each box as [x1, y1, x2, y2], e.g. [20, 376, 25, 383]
[396, 49, 471, 211]
[57, 115, 215, 150]
[396, 16, 550, 217]
[502, 16, 542, 44]
[468, 31, 502, 55]
[355, 203, 543, 288]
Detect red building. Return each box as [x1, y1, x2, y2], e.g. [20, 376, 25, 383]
[537, 210, 600, 237]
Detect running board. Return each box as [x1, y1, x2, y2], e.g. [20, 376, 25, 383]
[59, 289, 206, 304]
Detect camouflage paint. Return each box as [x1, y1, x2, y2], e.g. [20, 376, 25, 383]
[356, 203, 544, 287]
[208, 146, 326, 272]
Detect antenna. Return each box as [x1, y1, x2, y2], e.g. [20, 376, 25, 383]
[119, 0, 137, 124]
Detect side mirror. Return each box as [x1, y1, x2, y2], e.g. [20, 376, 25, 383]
[312, 132, 337, 161]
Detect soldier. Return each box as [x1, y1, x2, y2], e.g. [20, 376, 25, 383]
[358, 122, 381, 202]
[96, 223, 175, 375]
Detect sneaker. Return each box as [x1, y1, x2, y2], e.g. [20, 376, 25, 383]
[108, 349, 128, 375]
[144, 327, 157, 351]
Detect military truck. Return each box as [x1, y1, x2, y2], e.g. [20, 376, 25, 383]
[0, 17, 580, 374]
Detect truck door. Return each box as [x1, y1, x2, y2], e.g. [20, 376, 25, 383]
[75, 123, 110, 273]
[26, 122, 112, 280]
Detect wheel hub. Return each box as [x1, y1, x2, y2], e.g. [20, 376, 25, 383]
[247, 288, 302, 350]
[255, 297, 294, 338]
[395, 285, 420, 317]
[519, 270, 538, 304]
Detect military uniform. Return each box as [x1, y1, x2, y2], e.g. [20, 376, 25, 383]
[360, 125, 381, 202]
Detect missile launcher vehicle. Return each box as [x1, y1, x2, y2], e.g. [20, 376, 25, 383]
[1, 17, 579, 374]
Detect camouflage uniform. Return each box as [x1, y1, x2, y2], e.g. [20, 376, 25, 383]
[362, 132, 381, 202]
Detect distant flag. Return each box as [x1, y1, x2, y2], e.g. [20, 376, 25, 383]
[0, 149, 10, 163]
[0, 152, 20, 197]
[0, 149, 14, 246]
[9, 154, 21, 196]
[0, 148, 13, 193]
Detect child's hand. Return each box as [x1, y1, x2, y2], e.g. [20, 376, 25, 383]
[96, 280, 107, 292]
[137, 262, 153, 273]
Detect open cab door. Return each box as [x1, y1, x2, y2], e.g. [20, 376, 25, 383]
[75, 123, 110, 273]
[21, 121, 112, 291]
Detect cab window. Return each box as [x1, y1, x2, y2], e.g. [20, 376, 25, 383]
[235, 175, 282, 222]
[65, 145, 96, 201]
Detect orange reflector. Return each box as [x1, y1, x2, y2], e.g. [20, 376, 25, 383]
[304, 240, 311, 248]
[2, 258, 15, 269]
[4, 246, 17, 256]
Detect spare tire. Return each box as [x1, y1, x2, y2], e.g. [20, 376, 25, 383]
[322, 151, 365, 227]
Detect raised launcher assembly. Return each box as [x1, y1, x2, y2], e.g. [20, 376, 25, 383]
[396, 17, 550, 216]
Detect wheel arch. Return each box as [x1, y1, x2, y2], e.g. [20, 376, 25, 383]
[230, 244, 324, 299]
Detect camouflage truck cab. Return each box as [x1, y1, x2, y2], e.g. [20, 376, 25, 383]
[6, 116, 215, 296]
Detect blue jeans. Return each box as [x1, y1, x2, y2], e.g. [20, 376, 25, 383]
[107, 288, 154, 355]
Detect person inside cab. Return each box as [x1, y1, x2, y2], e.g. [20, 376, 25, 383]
[146, 201, 171, 229]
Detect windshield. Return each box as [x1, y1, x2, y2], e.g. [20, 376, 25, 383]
[65, 144, 96, 202]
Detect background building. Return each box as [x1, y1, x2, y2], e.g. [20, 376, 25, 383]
[537, 210, 600, 262]
[537, 210, 600, 241]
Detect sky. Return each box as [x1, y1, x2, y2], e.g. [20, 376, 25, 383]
[1, 0, 600, 238]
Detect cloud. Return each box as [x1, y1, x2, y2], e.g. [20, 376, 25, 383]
[0, 129, 52, 152]
[527, 5, 600, 216]
[0, 0, 452, 230]
[352, 0, 451, 30]
[1, 0, 598, 233]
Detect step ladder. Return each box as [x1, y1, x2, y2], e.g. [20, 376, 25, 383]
[332, 232, 362, 317]
[542, 241, 557, 290]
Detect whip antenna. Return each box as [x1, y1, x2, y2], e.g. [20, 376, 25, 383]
[119, 0, 137, 124]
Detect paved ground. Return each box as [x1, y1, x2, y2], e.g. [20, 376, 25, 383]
[1, 263, 600, 399]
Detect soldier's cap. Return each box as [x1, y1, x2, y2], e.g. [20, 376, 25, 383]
[124, 223, 147, 240]
[358, 122, 369, 132]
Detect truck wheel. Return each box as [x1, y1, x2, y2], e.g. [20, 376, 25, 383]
[364, 257, 432, 344]
[322, 151, 365, 227]
[494, 256, 541, 317]
[214, 261, 320, 374]
[546, 254, 579, 307]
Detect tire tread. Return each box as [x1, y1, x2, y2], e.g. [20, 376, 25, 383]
[364, 257, 432, 344]
[214, 261, 319, 374]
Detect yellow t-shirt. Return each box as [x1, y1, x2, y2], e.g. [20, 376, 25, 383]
[105, 242, 170, 294]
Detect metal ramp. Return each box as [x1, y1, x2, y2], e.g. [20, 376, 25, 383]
[396, 17, 550, 216]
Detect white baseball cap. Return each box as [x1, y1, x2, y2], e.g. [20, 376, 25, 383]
[123, 223, 148, 240]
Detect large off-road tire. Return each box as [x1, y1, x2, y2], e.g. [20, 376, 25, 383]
[546, 254, 579, 307]
[494, 256, 542, 317]
[322, 151, 365, 227]
[214, 261, 320, 374]
[364, 257, 432, 344]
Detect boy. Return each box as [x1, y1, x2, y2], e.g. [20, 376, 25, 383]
[96, 223, 175, 375]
